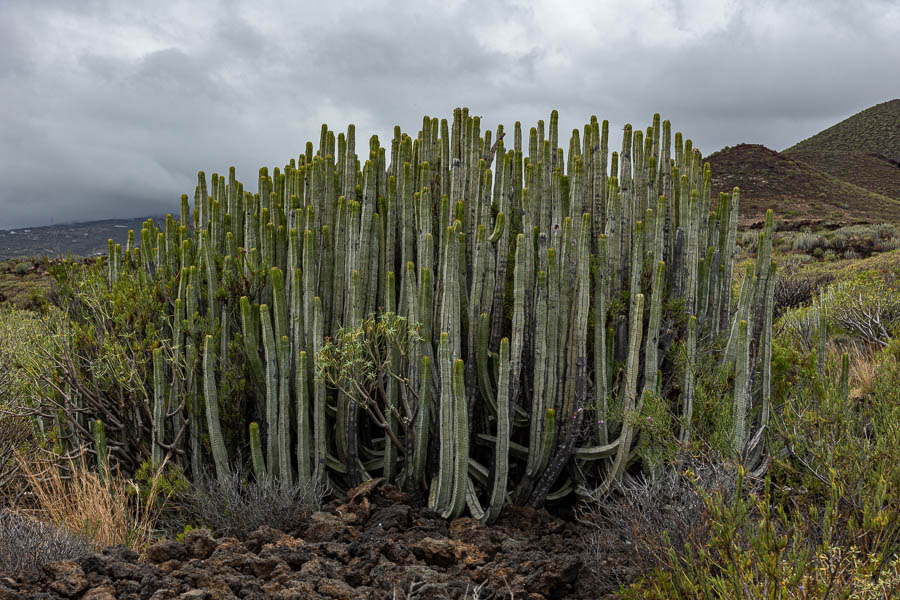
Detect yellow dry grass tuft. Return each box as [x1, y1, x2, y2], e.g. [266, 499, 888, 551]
[847, 344, 881, 400]
[15, 450, 166, 557]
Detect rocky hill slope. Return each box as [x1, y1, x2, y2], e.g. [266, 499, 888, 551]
[705, 143, 900, 228]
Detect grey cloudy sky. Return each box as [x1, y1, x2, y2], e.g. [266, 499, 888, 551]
[1, 0, 898, 229]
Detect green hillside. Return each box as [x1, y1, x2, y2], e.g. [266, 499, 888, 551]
[784, 150, 900, 201]
[785, 99, 900, 159]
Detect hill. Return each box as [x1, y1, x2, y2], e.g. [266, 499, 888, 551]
[782, 100, 900, 201]
[783, 150, 900, 201]
[785, 99, 900, 159]
[0, 216, 162, 260]
[704, 144, 900, 228]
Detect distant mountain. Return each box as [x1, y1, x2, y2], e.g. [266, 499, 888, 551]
[0, 216, 163, 260]
[782, 150, 900, 201]
[705, 144, 900, 228]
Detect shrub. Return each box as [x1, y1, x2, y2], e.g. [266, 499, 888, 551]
[166, 470, 326, 539]
[0, 410, 35, 506]
[740, 230, 759, 252]
[622, 336, 900, 598]
[0, 510, 89, 575]
[0, 307, 63, 408]
[30, 260, 168, 474]
[580, 455, 737, 592]
[770, 345, 900, 555]
[826, 271, 900, 346]
[772, 261, 833, 319]
[776, 303, 824, 351]
[622, 472, 900, 599]
[792, 231, 825, 252]
[826, 223, 900, 257]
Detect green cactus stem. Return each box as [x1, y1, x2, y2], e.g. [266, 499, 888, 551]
[152, 348, 166, 467]
[732, 320, 750, 454]
[93, 419, 109, 485]
[483, 338, 511, 523]
[249, 422, 266, 481]
[202, 335, 229, 481]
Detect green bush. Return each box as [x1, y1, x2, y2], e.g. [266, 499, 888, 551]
[9, 258, 171, 475]
[825, 271, 900, 346]
[0, 307, 63, 409]
[776, 303, 824, 351]
[792, 231, 825, 253]
[623, 472, 900, 599]
[622, 345, 900, 598]
[770, 347, 900, 552]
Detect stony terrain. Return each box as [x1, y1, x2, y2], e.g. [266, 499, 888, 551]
[0, 481, 610, 599]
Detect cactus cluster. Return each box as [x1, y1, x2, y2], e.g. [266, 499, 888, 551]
[107, 109, 775, 519]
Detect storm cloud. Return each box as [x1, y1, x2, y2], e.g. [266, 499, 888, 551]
[1, 0, 898, 228]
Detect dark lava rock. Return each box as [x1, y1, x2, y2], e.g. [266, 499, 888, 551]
[42, 561, 87, 597]
[3, 480, 616, 599]
[147, 540, 187, 564]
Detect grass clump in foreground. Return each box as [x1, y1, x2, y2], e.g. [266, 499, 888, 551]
[12, 450, 169, 558]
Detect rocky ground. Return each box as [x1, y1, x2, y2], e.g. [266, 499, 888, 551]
[0, 480, 626, 599]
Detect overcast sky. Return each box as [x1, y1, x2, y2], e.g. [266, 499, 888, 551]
[1, 0, 898, 229]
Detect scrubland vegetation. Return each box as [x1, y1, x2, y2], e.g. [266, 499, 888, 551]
[0, 109, 897, 599]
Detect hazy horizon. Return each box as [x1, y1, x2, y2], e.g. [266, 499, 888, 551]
[1, 0, 899, 229]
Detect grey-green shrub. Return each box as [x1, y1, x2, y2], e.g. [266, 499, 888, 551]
[0, 510, 89, 574]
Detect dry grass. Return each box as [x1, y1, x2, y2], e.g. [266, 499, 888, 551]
[844, 343, 881, 399]
[15, 449, 167, 557]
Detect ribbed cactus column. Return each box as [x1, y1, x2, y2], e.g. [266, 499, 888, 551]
[732, 320, 750, 454]
[596, 293, 644, 497]
[151, 348, 166, 467]
[93, 420, 109, 485]
[249, 422, 266, 480]
[259, 303, 280, 478]
[202, 335, 229, 481]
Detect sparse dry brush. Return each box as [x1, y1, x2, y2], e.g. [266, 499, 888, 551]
[0, 510, 89, 575]
[579, 453, 737, 591]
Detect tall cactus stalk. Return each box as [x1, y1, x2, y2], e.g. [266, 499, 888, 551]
[732, 320, 750, 454]
[93, 420, 109, 485]
[202, 335, 229, 481]
[596, 293, 645, 497]
[151, 348, 166, 467]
